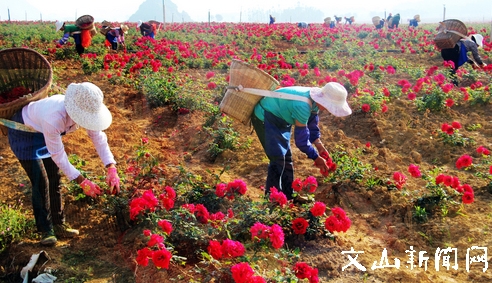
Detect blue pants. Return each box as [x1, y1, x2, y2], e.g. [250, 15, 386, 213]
[252, 110, 294, 199]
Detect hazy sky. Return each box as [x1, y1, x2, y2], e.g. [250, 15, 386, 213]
[0, 0, 490, 24]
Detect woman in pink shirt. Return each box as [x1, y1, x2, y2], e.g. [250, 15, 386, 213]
[7, 82, 121, 246]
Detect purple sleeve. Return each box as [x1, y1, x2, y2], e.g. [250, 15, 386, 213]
[59, 33, 70, 45]
[307, 114, 320, 143]
[294, 126, 319, 160]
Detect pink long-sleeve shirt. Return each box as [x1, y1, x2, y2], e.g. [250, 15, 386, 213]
[21, 94, 116, 181]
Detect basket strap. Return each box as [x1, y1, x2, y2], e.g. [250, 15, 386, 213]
[229, 85, 312, 106]
[0, 118, 39, 133]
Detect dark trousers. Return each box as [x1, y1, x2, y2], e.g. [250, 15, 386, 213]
[72, 34, 85, 55]
[252, 111, 294, 199]
[19, 158, 64, 233]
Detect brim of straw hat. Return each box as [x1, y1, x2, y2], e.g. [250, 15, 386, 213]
[309, 87, 352, 117]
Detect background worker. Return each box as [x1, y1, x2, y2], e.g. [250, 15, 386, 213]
[441, 34, 487, 85]
[55, 20, 84, 55]
[105, 24, 129, 52]
[137, 20, 157, 39]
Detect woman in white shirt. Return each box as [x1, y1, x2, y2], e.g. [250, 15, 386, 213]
[7, 82, 120, 246]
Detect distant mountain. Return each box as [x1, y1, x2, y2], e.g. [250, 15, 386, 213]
[128, 0, 192, 23]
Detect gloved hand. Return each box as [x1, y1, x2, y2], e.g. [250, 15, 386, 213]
[80, 179, 102, 198]
[106, 167, 120, 195]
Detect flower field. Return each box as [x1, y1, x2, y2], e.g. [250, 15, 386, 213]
[1, 20, 492, 282]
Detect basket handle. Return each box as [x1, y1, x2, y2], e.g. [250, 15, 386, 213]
[228, 85, 312, 106]
[437, 28, 468, 39]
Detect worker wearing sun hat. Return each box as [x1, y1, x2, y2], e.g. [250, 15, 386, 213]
[137, 20, 157, 38]
[7, 82, 120, 246]
[105, 24, 129, 51]
[441, 33, 487, 85]
[55, 20, 86, 55]
[251, 82, 351, 200]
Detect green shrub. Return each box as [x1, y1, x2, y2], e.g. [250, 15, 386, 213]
[0, 200, 35, 253]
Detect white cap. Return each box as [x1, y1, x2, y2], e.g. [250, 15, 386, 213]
[55, 20, 64, 32]
[471, 34, 484, 48]
[137, 20, 143, 28]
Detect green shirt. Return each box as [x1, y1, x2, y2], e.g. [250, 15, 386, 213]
[253, 86, 318, 125]
[63, 24, 81, 34]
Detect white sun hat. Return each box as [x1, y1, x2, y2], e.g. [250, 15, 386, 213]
[471, 34, 484, 48]
[309, 82, 352, 117]
[55, 20, 64, 32]
[137, 20, 143, 28]
[64, 82, 112, 131]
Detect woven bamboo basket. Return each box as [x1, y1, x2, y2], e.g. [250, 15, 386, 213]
[220, 59, 279, 124]
[76, 15, 95, 30]
[0, 48, 53, 120]
[324, 17, 331, 24]
[372, 16, 381, 26]
[414, 14, 421, 22]
[100, 20, 112, 35]
[434, 19, 467, 49]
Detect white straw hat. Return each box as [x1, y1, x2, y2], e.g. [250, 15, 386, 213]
[309, 82, 352, 117]
[120, 24, 129, 34]
[471, 34, 484, 48]
[55, 20, 64, 32]
[137, 20, 143, 28]
[64, 82, 112, 131]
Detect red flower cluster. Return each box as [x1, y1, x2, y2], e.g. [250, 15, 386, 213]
[319, 151, 337, 176]
[293, 262, 319, 283]
[407, 164, 422, 178]
[324, 207, 351, 233]
[157, 219, 173, 235]
[361, 103, 371, 112]
[292, 217, 309, 234]
[0, 86, 31, 104]
[207, 239, 245, 260]
[215, 179, 248, 200]
[476, 146, 490, 156]
[435, 174, 474, 204]
[392, 171, 407, 190]
[310, 201, 326, 217]
[159, 186, 176, 211]
[250, 222, 285, 249]
[269, 187, 288, 207]
[441, 121, 461, 135]
[230, 262, 266, 283]
[129, 189, 158, 220]
[292, 176, 318, 193]
[456, 154, 473, 170]
[135, 230, 172, 269]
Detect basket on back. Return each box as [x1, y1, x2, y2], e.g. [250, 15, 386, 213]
[0, 48, 53, 119]
[414, 14, 421, 22]
[100, 20, 112, 35]
[76, 15, 95, 30]
[434, 19, 467, 49]
[220, 59, 279, 124]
